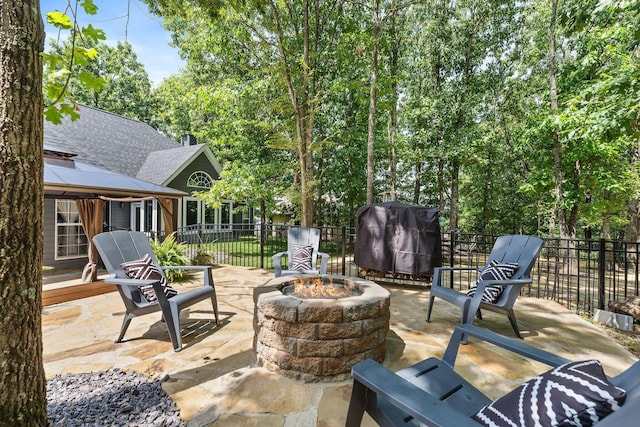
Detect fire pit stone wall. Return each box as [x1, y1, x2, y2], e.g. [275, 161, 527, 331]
[253, 274, 390, 382]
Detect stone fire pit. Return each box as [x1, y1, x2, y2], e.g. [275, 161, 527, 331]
[253, 274, 390, 382]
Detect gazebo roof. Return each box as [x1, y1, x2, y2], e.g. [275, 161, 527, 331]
[44, 146, 186, 199]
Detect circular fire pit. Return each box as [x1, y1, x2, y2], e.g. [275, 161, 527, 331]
[253, 274, 390, 382]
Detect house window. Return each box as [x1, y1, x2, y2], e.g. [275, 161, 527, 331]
[55, 199, 88, 259]
[187, 171, 213, 189]
[221, 203, 231, 229]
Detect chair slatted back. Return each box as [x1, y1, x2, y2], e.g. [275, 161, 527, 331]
[286, 227, 321, 269]
[486, 235, 543, 280]
[94, 231, 167, 306]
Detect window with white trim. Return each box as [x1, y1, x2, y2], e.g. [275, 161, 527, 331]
[55, 199, 88, 259]
[187, 171, 213, 189]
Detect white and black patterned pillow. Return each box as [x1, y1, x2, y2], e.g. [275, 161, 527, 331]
[120, 254, 177, 303]
[291, 244, 313, 271]
[473, 360, 626, 427]
[467, 259, 519, 303]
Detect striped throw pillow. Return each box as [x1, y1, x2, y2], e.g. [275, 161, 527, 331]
[467, 260, 519, 303]
[291, 244, 313, 271]
[120, 254, 177, 303]
[473, 360, 626, 427]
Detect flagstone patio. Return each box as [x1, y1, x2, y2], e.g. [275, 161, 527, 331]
[42, 265, 638, 426]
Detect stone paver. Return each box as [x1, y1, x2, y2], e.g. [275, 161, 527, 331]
[43, 266, 638, 425]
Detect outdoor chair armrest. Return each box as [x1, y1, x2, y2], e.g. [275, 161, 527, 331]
[272, 251, 288, 276]
[104, 277, 161, 289]
[318, 251, 329, 273]
[348, 359, 482, 427]
[433, 266, 480, 274]
[442, 324, 571, 368]
[160, 265, 211, 271]
[595, 397, 640, 426]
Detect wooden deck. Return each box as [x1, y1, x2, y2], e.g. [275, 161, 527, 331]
[42, 280, 116, 307]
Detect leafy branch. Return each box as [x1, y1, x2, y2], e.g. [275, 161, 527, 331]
[43, 0, 106, 123]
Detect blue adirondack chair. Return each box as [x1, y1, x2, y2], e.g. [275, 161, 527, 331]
[347, 323, 640, 426]
[93, 230, 219, 351]
[272, 227, 330, 277]
[426, 235, 543, 338]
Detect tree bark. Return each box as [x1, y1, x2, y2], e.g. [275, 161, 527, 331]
[413, 161, 422, 204]
[366, 0, 380, 205]
[548, 0, 578, 273]
[548, 0, 561, 237]
[388, 5, 399, 201]
[449, 4, 476, 231]
[0, 0, 47, 424]
[269, 0, 315, 226]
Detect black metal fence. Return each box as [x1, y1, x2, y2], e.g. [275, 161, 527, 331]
[173, 224, 640, 316]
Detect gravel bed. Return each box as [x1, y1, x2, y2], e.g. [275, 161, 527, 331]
[47, 369, 184, 426]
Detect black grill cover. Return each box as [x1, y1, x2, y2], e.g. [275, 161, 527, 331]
[354, 202, 442, 277]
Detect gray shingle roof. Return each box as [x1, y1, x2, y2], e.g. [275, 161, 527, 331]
[136, 144, 204, 184]
[44, 104, 194, 183]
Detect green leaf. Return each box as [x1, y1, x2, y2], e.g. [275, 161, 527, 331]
[46, 11, 72, 29]
[77, 71, 106, 92]
[81, 0, 99, 15]
[43, 106, 63, 124]
[82, 24, 106, 42]
[84, 47, 99, 60]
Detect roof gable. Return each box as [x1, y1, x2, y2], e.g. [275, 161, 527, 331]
[137, 144, 223, 186]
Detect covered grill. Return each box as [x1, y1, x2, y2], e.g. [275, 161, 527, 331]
[354, 202, 442, 279]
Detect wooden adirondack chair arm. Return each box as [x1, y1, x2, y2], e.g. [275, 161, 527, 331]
[348, 359, 481, 427]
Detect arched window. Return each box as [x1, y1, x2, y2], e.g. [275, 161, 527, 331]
[187, 171, 213, 189]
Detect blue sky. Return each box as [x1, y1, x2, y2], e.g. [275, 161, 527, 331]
[43, 0, 185, 86]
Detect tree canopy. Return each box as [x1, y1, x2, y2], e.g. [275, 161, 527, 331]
[45, 0, 640, 238]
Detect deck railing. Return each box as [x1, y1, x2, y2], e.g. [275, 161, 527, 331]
[171, 224, 639, 316]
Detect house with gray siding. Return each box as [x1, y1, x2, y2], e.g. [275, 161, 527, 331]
[44, 104, 247, 271]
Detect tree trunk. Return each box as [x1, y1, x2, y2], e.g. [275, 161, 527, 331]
[449, 5, 476, 231]
[438, 159, 446, 221]
[299, 0, 315, 226]
[317, 150, 324, 225]
[548, 0, 561, 237]
[388, 5, 399, 201]
[268, 0, 315, 226]
[449, 158, 460, 231]
[413, 161, 422, 204]
[548, 0, 578, 272]
[0, 0, 47, 424]
[366, 0, 380, 205]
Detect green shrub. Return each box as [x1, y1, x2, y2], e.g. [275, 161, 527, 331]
[150, 233, 189, 282]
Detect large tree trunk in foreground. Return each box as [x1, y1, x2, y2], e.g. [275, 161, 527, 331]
[0, 1, 47, 424]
